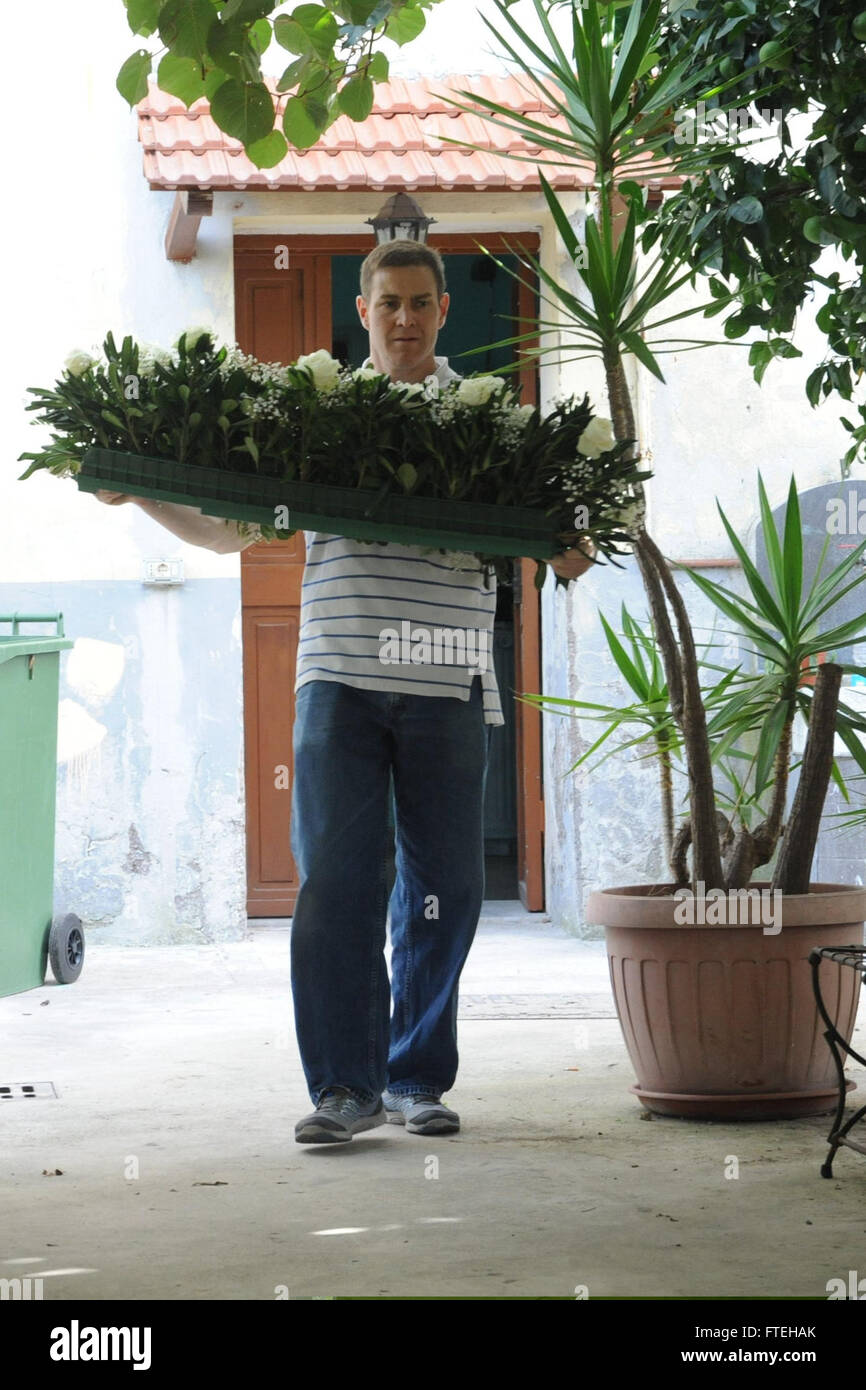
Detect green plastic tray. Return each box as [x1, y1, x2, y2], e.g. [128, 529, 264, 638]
[76, 448, 561, 559]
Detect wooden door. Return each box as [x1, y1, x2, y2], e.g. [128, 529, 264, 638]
[235, 233, 544, 915]
[236, 244, 330, 916]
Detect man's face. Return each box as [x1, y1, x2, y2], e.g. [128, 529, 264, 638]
[356, 264, 449, 383]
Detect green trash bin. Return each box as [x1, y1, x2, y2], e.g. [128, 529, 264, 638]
[0, 612, 83, 998]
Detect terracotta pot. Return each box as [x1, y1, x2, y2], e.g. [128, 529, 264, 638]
[585, 882, 866, 1120]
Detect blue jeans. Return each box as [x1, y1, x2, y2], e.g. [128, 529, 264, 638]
[290, 676, 493, 1105]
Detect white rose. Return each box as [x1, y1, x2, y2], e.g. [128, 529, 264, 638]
[138, 342, 173, 375]
[175, 326, 215, 351]
[517, 403, 536, 421]
[297, 348, 342, 392]
[578, 417, 616, 458]
[456, 375, 507, 406]
[397, 381, 426, 398]
[64, 349, 98, 377]
[353, 366, 383, 381]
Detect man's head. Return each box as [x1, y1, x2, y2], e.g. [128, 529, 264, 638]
[357, 239, 449, 384]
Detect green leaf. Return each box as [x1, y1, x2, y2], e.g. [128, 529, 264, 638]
[367, 50, 389, 81]
[282, 94, 327, 148]
[729, 196, 763, 224]
[274, 15, 314, 54]
[347, 0, 382, 21]
[757, 473, 785, 600]
[210, 79, 275, 143]
[222, 0, 274, 19]
[158, 0, 216, 60]
[157, 53, 207, 106]
[397, 462, 417, 492]
[780, 475, 803, 620]
[124, 0, 161, 36]
[204, 67, 230, 100]
[713, 496, 792, 639]
[207, 20, 262, 81]
[117, 49, 152, 106]
[246, 129, 289, 168]
[386, 3, 427, 46]
[600, 612, 650, 702]
[276, 56, 309, 92]
[337, 74, 374, 121]
[620, 329, 666, 382]
[754, 701, 790, 796]
[249, 18, 272, 54]
[284, 4, 339, 60]
[723, 312, 751, 339]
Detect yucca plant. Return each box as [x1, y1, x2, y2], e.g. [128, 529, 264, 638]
[436, 0, 849, 895]
[521, 474, 866, 892]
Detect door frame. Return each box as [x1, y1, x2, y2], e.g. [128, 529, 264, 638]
[234, 230, 546, 913]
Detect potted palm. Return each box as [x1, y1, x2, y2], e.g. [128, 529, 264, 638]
[438, 0, 866, 1116]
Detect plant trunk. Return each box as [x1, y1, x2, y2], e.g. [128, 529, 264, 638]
[603, 351, 723, 890]
[656, 735, 674, 873]
[771, 663, 843, 894]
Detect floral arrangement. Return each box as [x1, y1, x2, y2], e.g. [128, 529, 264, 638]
[18, 329, 649, 579]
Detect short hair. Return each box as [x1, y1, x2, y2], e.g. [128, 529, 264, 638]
[359, 238, 446, 302]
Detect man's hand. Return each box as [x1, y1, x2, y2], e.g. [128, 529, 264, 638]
[549, 538, 596, 582]
[95, 489, 134, 505]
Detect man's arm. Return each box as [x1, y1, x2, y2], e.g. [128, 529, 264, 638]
[95, 491, 262, 554]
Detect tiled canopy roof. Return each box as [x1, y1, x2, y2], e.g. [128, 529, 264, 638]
[138, 73, 678, 193]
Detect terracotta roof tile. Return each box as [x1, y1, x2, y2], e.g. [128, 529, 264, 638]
[138, 73, 679, 193]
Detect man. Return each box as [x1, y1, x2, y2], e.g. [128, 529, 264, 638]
[97, 239, 592, 1145]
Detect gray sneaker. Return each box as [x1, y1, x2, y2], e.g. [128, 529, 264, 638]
[295, 1087, 386, 1144]
[383, 1091, 460, 1135]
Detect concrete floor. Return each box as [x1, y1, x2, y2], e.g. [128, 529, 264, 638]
[2, 902, 865, 1301]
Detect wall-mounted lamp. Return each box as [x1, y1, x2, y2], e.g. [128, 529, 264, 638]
[365, 192, 437, 244]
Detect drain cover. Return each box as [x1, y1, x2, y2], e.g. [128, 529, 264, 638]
[0, 1082, 58, 1100]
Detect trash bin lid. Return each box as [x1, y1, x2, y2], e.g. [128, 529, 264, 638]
[0, 636, 74, 666]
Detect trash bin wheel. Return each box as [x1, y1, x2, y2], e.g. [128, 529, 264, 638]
[49, 912, 85, 984]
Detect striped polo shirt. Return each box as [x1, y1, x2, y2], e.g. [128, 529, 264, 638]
[294, 356, 504, 725]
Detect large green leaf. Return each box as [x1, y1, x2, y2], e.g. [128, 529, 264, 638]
[600, 611, 649, 701]
[780, 475, 803, 619]
[158, 0, 216, 60]
[117, 49, 152, 106]
[124, 0, 161, 36]
[386, 3, 426, 46]
[246, 129, 289, 168]
[337, 73, 374, 121]
[210, 78, 275, 144]
[157, 53, 207, 106]
[282, 93, 328, 148]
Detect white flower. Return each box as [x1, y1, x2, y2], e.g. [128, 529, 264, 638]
[578, 417, 616, 458]
[397, 381, 426, 398]
[138, 342, 173, 375]
[423, 373, 440, 399]
[64, 349, 97, 377]
[517, 403, 536, 421]
[296, 348, 342, 392]
[353, 366, 384, 381]
[175, 326, 215, 351]
[456, 375, 507, 407]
